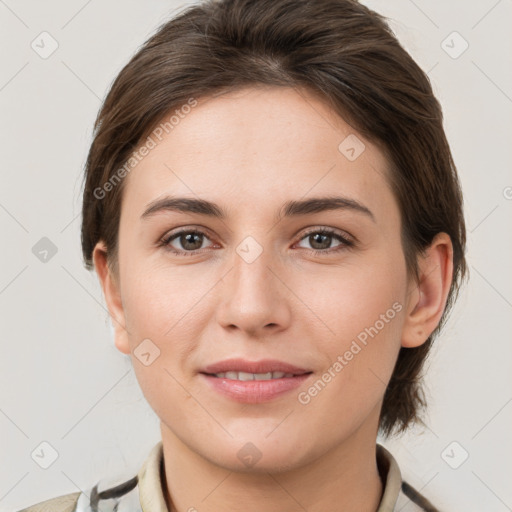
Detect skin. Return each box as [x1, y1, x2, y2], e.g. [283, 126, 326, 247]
[93, 85, 453, 512]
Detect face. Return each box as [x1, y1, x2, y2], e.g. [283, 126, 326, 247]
[97, 86, 416, 471]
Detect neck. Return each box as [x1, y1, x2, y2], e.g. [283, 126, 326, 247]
[159, 418, 384, 512]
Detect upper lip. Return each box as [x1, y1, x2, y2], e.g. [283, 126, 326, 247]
[200, 358, 312, 375]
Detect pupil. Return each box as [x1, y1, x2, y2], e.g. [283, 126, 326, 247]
[311, 233, 330, 249]
[183, 233, 202, 250]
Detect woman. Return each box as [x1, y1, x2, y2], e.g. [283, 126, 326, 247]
[19, 0, 467, 510]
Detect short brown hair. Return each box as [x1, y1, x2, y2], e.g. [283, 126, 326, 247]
[81, 0, 468, 437]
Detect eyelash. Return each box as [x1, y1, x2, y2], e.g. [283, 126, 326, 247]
[158, 227, 355, 257]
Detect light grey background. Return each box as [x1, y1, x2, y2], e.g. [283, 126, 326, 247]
[1, 1, 511, 510]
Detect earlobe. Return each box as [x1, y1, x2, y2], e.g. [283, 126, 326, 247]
[401, 233, 454, 348]
[92, 241, 131, 355]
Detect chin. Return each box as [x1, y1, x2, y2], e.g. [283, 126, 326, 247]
[198, 431, 315, 473]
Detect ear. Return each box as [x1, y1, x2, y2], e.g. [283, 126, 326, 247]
[401, 232, 454, 348]
[92, 240, 131, 355]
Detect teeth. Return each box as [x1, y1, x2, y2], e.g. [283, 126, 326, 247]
[213, 371, 295, 380]
[255, 372, 273, 380]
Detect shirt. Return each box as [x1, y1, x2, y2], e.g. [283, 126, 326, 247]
[17, 442, 439, 511]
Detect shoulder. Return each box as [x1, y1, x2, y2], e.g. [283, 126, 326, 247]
[15, 441, 162, 512]
[15, 473, 139, 512]
[377, 443, 440, 512]
[16, 491, 81, 512]
[399, 480, 440, 512]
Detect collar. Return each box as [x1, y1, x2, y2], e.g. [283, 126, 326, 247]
[138, 441, 403, 512]
[137, 441, 169, 512]
[376, 443, 404, 511]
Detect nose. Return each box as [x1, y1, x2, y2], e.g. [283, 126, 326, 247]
[215, 239, 292, 337]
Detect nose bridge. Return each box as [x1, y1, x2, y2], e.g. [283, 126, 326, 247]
[216, 231, 290, 333]
[231, 233, 278, 303]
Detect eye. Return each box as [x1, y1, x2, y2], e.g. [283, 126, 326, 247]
[160, 229, 214, 256]
[295, 228, 354, 255]
[159, 227, 354, 256]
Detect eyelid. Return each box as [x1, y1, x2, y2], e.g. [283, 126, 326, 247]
[297, 226, 355, 244]
[160, 224, 217, 243]
[159, 226, 217, 253]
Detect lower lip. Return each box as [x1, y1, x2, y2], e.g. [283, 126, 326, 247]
[199, 373, 312, 403]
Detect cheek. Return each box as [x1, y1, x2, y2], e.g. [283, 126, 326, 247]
[299, 249, 406, 401]
[120, 254, 201, 335]
[119, 259, 210, 393]
[309, 252, 405, 341]
[120, 267, 201, 417]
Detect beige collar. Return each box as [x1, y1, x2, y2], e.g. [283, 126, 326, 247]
[376, 443, 403, 511]
[137, 441, 168, 512]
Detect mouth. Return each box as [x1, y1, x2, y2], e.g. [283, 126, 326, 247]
[200, 357, 312, 376]
[198, 358, 313, 403]
[202, 370, 311, 380]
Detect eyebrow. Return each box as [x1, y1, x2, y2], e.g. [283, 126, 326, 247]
[141, 195, 375, 223]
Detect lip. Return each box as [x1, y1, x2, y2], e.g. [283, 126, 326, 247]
[200, 373, 312, 403]
[200, 358, 311, 375]
[199, 358, 313, 404]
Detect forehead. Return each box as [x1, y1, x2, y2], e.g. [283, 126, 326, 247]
[121, 86, 396, 224]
